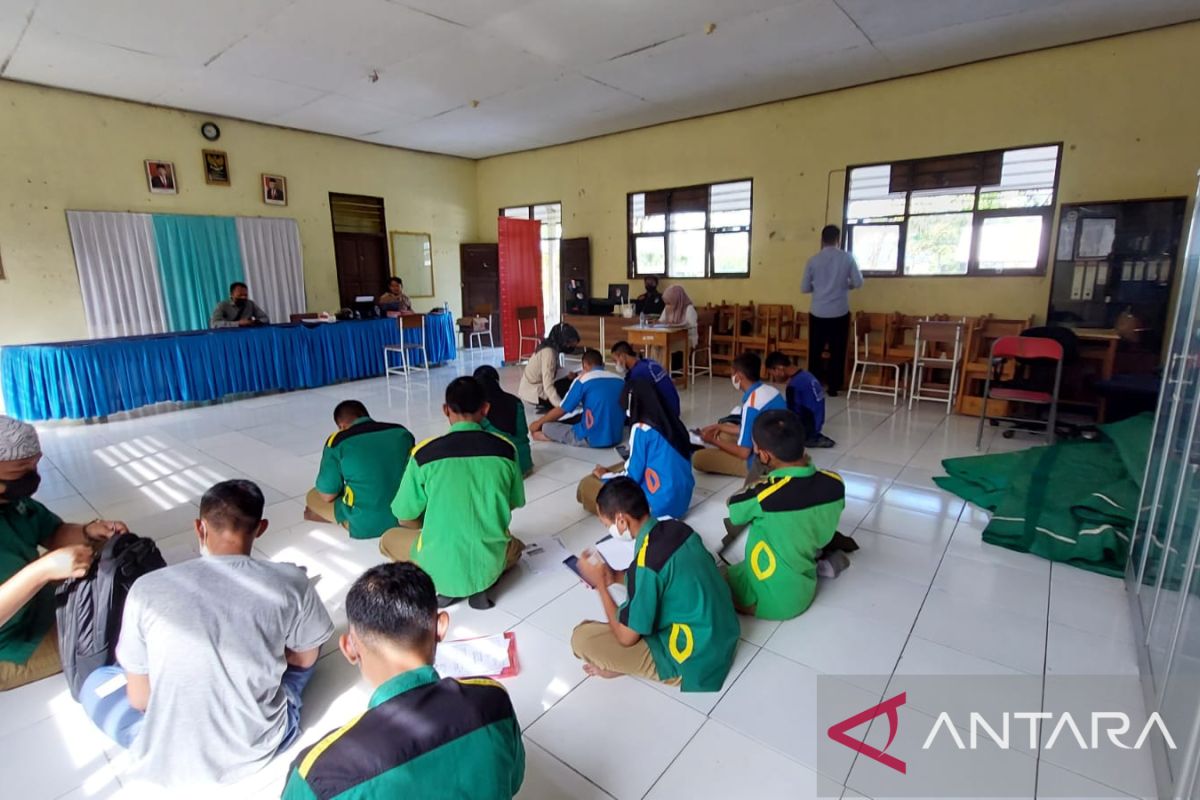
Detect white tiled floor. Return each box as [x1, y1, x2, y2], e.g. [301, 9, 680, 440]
[1, 350, 1152, 799]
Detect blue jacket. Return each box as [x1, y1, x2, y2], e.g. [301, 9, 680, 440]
[560, 368, 626, 447]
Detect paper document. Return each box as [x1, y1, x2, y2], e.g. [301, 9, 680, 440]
[434, 632, 519, 679]
[521, 537, 569, 576]
[595, 535, 637, 571]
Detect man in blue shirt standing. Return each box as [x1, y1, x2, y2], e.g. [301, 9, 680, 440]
[611, 341, 681, 418]
[530, 349, 625, 448]
[801, 225, 863, 396]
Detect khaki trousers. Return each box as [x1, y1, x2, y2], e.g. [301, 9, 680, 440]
[304, 488, 337, 523]
[692, 432, 748, 478]
[576, 463, 624, 516]
[570, 621, 680, 686]
[0, 625, 62, 691]
[378, 528, 525, 583]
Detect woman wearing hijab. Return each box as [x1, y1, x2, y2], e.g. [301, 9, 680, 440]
[660, 284, 698, 347]
[474, 366, 533, 476]
[518, 322, 581, 412]
[577, 379, 695, 519]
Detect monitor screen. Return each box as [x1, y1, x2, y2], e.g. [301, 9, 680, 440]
[607, 284, 629, 303]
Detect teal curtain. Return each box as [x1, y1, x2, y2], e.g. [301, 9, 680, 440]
[153, 214, 245, 331]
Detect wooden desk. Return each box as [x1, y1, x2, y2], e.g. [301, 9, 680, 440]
[1075, 329, 1120, 421]
[623, 324, 691, 389]
[562, 314, 629, 365]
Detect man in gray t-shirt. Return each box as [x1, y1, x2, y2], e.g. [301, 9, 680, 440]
[211, 280, 270, 328]
[801, 224, 864, 396]
[79, 480, 334, 788]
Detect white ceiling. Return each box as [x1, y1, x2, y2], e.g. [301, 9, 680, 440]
[1, 0, 1197, 159]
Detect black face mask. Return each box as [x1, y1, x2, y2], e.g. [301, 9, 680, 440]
[234, 298, 248, 310]
[0, 470, 40, 501]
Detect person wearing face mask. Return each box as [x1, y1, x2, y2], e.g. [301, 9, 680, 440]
[0, 415, 128, 691]
[693, 352, 786, 483]
[210, 281, 270, 328]
[610, 340, 680, 418]
[723, 410, 847, 620]
[634, 276, 666, 316]
[78, 479, 333, 788]
[281, 562, 525, 800]
[571, 478, 739, 691]
[577, 380, 694, 520]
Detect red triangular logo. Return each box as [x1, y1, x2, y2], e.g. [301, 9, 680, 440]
[827, 691, 907, 774]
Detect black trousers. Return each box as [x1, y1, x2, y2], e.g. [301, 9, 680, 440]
[809, 312, 850, 393]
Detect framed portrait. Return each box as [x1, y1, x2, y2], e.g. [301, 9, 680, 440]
[262, 174, 287, 206]
[145, 160, 177, 194]
[203, 149, 230, 186]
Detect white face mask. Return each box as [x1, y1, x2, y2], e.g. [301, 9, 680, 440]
[615, 362, 627, 377]
[731, 375, 741, 390]
[608, 519, 635, 542]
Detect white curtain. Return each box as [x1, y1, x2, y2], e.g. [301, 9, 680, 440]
[236, 218, 306, 324]
[67, 211, 167, 338]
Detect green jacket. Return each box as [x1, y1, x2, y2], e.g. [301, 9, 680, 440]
[315, 417, 415, 539]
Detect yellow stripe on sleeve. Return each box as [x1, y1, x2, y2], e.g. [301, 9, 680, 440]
[410, 437, 436, 456]
[818, 469, 844, 483]
[325, 432, 338, 448]
[457, 677, 504, 690]
[636, 534, 651, 568]
[298, 711, 365, 778]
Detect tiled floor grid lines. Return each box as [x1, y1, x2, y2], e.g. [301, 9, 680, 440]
[1, 349, 1150, 799]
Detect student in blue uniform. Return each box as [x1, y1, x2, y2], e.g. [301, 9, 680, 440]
[611, 341, 681, 418]
[530, 349, 625, 449]
[577, 380, 695, 519]
[764, 352, 835, 448]
[693, 352, 786, 483]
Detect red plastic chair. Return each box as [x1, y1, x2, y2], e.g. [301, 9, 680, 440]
[975, 336, 1064, 448]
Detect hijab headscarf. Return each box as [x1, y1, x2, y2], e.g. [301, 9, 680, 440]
[626, 379, 692, 461]
[537, 322, 580, 354]
[660, 284, 693, 325]
[474, 365, 520, 436]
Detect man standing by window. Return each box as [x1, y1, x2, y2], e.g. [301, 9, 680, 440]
[801, 225, 863, 396]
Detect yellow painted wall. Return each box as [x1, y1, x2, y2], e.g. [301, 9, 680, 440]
[477, 23, 1200, 322]
[0, 80, 477, 345]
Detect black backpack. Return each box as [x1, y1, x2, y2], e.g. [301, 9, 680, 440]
[55, 533, 166, 700]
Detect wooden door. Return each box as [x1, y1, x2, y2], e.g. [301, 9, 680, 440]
[460, 243, 500, 347]
[560, 237, 591, 313]
[333, 232, 388, 309]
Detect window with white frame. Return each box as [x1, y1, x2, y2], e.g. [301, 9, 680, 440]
[844, 144, 1061, 276]
[628, 179, 752, 278]
[502, 202, 562, 331]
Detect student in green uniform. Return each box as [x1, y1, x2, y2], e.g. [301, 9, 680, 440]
[474, 366, 533, 476]
[380, 378, 526, 610]
[0, 415, 127, 691]
[725, 409, 845, 620]
[305, 400, 415, 539]
[571, 478, 739, 692]
[282, 562, 525, 800]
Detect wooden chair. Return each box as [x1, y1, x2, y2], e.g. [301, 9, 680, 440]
[777, 310, 810, 367]
[909, 318, 965, 413]
[710, 304, 740, 376]
[516, 306, 541, 361]
[847, 312, 909, 405]
[468, 304, 494, 351]
[738, 303, 773, 359]
[690, 308, 715, 382]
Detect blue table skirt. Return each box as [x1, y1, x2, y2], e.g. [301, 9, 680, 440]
[1, 314, 457, 421]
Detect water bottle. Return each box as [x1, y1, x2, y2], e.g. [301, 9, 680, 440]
[443, 301, 449, 313]
[639, 312, 646, 327]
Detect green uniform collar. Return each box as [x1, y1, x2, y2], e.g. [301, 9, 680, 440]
[448, 421, 484, 433]
[633, 517, 656, 548]
[768, 463, 816, 479]
[368, 665, 440, 709]
[349, 416, 372, 427]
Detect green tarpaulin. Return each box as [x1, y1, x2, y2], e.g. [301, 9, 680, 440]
[935, 413, 1153, 577]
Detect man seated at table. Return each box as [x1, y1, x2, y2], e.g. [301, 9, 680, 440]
[281, 562, 525, 799]
[305, 400, 415, 539]
[381, 378, 526, 610]
[764, 351, 836, 448]
[210, 281, 269, 328]
[529, 349, 625, 449]
[571, 478, 739, 692]
[693, 353, 786, 483]
[0, 415, 128, 691]
[377, 275, 414, 313]
[610, 340, 681, 417]
[79, 479, 334, 788]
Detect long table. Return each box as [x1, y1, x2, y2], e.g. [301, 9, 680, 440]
[1, 315, 457, 421]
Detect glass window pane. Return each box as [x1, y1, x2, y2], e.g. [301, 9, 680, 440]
[710, 208, 750, 228]
[846, 197, 906, 222]
[670, 210, 706, 231]
[977, 215, 1044, 271]
[909, 187, 975, 214]
[850, 225, 900, 272]
[635, 236, 665, 275]
[904, 213, 972, 275]
[630, 193, 665, 233]
[710, 181, 751, 228]
[502, 206, 530, 219]
[991, 145, 1059, 190]
[977, 188, 1053, 209]
[712, 231, 749, 274]
[669, 230, 706, 277]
